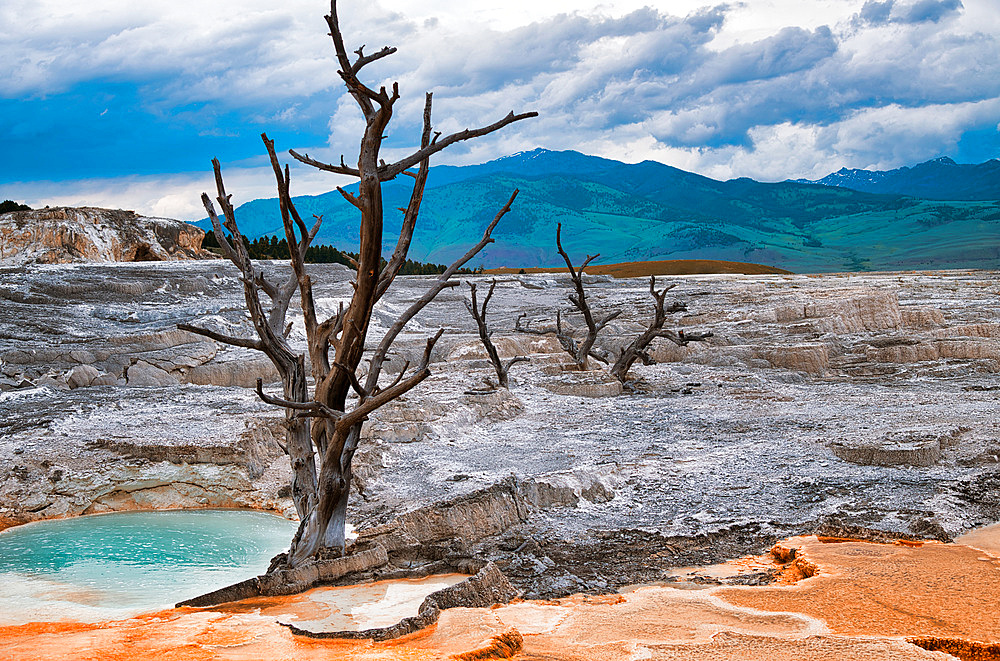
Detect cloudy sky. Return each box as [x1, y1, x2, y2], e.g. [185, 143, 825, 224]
[3, 0, 998, 219]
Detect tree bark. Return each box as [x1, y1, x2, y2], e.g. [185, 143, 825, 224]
[192, 0, 535, 570]
[609, 276, 712, 383]
[465, 280, 528, 389]
[554, 223, 620, 369]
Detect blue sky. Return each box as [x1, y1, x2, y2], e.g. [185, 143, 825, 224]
[2, 0, 999, 219]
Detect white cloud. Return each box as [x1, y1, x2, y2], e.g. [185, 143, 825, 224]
[9, 163, 351, 222]
[4, 0, 999, 214]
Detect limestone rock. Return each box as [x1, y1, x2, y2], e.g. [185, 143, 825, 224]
[650, 342, 827, 374]
[460, 388, 524, 422]
[36, 374, 69, 390]
[66, 364, 99, 389]
[0, 206, 215, 266]
[357, 480, 529, 553]
[133, 341, 217, 372]
[753, 344, 829, 373]
[520, 466, 618, 508]
[109, 329, 205, 351]
[934, 323, 1000, 339]
[866, 339, 1000, 367]
[805, 290, 903, 333]
[363, 386, 524, 444]
[771, 289, 904, 333]
[539, 368, 623, 397]
[68, 349, 96, 364]
[182, 355, 279, 387]
[831, 439, 942, 467]
[86, 420, 282, 480]
[125, 360, 179, 387]
[901, 307, 945, 328]
[830, 429, 966, 467]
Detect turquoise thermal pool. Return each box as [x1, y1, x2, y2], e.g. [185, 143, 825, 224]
[0, 509, 298, 624]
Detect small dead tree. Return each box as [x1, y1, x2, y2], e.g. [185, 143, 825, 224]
[553, 222, 621, 369]
[465, 280, 528, 389]
[184, 0, 535, 569]
[609, 276, 712, 383]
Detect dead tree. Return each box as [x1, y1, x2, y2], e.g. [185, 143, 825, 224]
[187, 0, 535, 568]
[465, 280, 528, 389]
[179, 162, 319, 523]
[609, 276, 712, 383]
[554, 222, 621, 369]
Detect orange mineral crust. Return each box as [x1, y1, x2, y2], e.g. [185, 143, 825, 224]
[0, 517, 25, 532]
[3, 532, 1000, 660]
[717, 534, 1000, 641]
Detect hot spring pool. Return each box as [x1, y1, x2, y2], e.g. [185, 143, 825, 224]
[0, 509, 298, 624]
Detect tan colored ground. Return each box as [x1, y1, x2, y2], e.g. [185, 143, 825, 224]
[955, 522, 1000, 557]
[486, 258, 791, 278]
[3, 530, 1000, 660]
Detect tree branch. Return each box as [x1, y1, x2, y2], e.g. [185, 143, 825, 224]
[333, 361, 368, 399]
[658, 329, 714, 346]
[609, 276, 711, 382]
[288, 149, 361, 177]
[380, 112, 538, 180]
[376, 92, 434, 300]
[256, 379, 343, 419]
[503, 355, 530, 373]
[363, 189, 518, 394]
[373, 359, 410, 396]
[554, 223, 607, 368]
[177, 323, 263, 351]
[325, 0, 380, 116]
[465, 279, 522, 388]
[339, 329, 442, 430]
[351, 44, 397, 74]
[337, 186, 364, 210]
[514, 312, 557, 336]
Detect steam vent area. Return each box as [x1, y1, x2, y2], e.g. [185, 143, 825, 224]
[4, 261, 1000, 659]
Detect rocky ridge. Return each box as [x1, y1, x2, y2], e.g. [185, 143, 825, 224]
[0, 206, 214, 266]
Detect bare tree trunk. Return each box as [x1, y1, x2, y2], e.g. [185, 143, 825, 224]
[465, 280, 528, 389]
[609, 276, 713, 383]
[191, 0, 535, 571]
[554, 223, 620, 369]
[179, 153, 322, 521]
[282, 364, 319, 519]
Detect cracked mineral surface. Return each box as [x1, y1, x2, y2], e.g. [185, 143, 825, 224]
[2, 261, 1000, 596]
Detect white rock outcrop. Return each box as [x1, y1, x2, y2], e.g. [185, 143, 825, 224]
[0, 206, 214, 266]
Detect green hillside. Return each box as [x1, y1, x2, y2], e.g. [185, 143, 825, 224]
[194, 149, 1000, 273]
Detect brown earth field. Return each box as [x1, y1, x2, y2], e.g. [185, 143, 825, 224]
[486, 259, 792, 278]
[3, 526, 1000, 660]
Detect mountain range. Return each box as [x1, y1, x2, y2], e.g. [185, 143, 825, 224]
[194, 149, 1000, 273]
[794, 156, 1000, 201]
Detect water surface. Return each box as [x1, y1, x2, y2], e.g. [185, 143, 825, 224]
[0, 509, 297, 624]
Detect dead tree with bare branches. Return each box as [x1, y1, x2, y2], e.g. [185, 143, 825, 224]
[608, 276, 712, 383]
[553, 222, 621, 369]
[185, 0, 535, 569]
[179, 160, 320, 523]
[465, 280, 529, 389]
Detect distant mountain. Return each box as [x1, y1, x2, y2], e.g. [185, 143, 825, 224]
[194, 149, 1000, 273]
[795, 157, 1000, 201]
